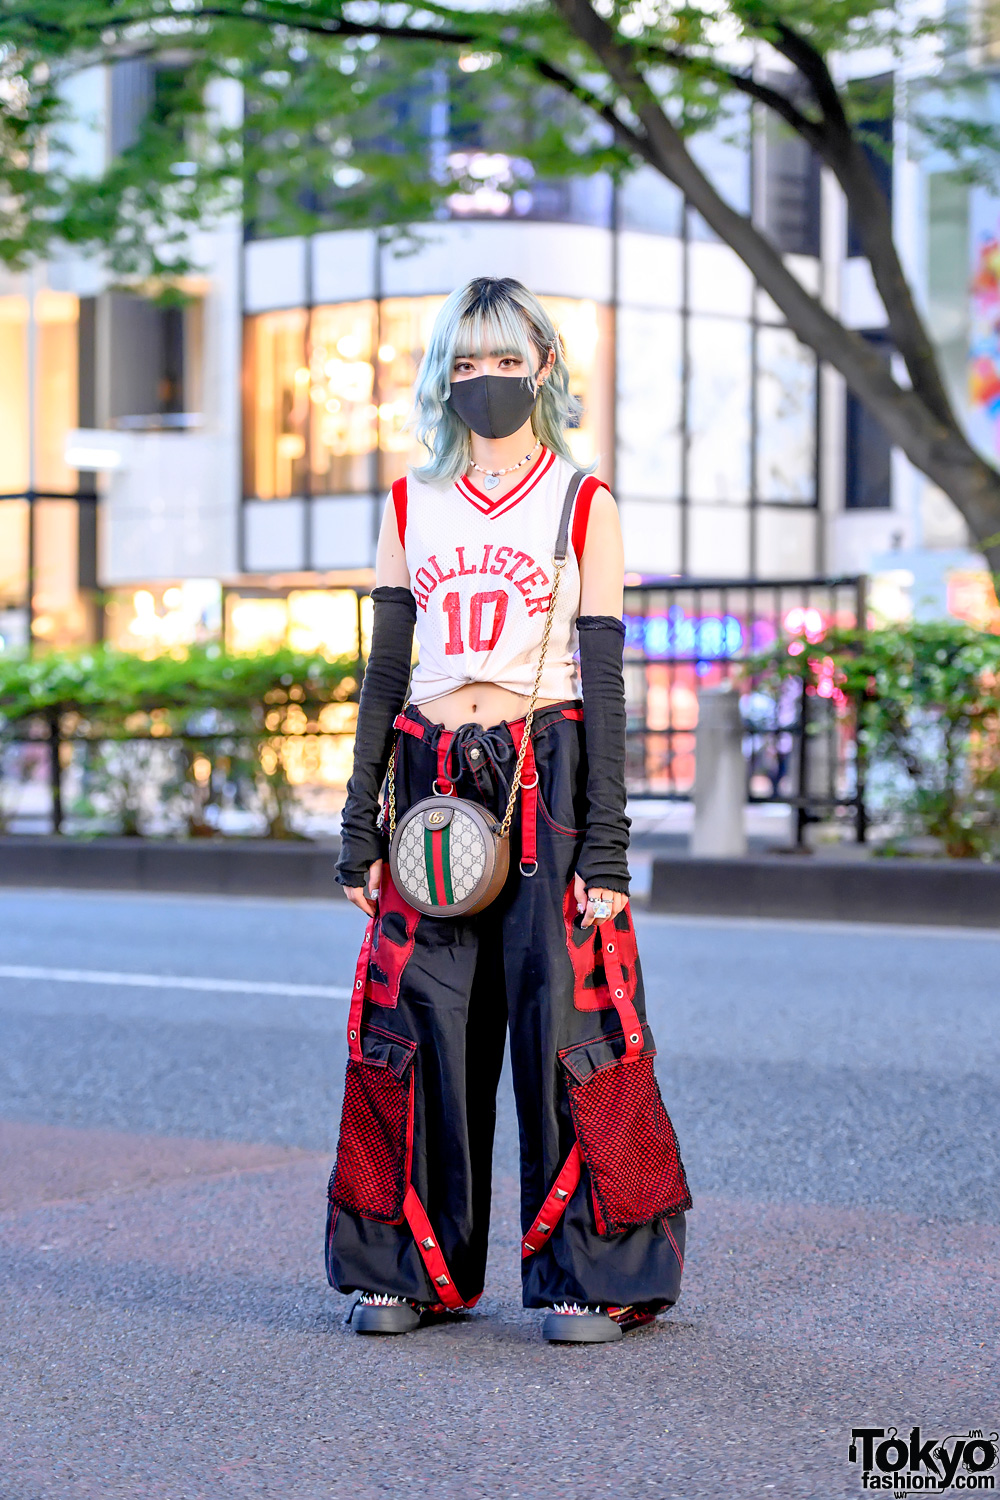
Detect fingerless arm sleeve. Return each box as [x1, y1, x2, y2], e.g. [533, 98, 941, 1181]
[335, 586, 416, 888]
[575, 615, 631, 895]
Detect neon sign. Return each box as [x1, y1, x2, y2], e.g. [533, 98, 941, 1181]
[624, 606, 744, 660]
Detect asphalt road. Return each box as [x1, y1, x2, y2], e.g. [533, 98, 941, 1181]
[1, 888, 997, 1500]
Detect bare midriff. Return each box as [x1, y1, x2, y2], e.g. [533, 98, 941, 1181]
[416, 682, 565, 731]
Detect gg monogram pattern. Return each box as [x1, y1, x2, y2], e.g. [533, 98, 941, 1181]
[394, 806, 490, 909]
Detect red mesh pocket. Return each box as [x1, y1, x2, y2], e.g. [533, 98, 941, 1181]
[329, 1058, 413, 1224]
[565, 1053, 691, 1235]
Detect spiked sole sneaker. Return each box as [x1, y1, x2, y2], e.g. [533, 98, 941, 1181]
[351, 1294, 422, 1335]
[542, 1303, 660, 1343]
[542, 1304, 623, 1344]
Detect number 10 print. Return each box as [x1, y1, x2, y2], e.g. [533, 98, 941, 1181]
[442, 590, 509, 654]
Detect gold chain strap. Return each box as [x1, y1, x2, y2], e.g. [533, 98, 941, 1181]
[384, 555, 566, 840]
[498, 557, 565, 838]
[386, 742, 397, 836]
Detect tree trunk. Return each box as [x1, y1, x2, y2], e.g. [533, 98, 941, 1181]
[551, 0, 1000, 574]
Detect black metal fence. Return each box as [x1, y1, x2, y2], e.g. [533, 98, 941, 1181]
[621, 575, 868, 841]
[2, 576, 868, 842]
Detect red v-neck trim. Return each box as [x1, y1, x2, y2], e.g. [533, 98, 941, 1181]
[456, 447, 554, 517]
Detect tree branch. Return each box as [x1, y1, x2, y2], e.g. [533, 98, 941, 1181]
[547, 0, 1000, 517]
[637, 42, 828, 154]
[756, 21, 956, 427]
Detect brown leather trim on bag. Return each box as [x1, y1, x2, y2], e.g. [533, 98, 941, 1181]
[388, 795, 510, 918]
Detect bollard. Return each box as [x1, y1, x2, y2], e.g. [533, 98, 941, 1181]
[691, 684, 747, 858]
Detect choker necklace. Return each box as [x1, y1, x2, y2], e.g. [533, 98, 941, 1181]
[470, 441, 541, 490]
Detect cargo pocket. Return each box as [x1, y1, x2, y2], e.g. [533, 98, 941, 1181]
[560, 1028, 692, 1236]
[328, 1028, 416, 1225]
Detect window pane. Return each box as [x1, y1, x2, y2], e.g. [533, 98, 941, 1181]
[541, 297, 614, 472]
[35, 290, 79, 493]
[688, 242, 753, 318]
[0, 297, 29, 494]
[845, 331, 892, 508]
[0, 499, 29, 613]
[618, 165, 683, 237]
[755, 326, 816, 502]
[243, 309, 309, 499]
[760, 114, 821, 257]
[309, 302, 377, 494]
[688, 104, 751, 239]
[31, 499, 85, 648]
[616, 308, 682, 499]
[378, 296, 447, 485]
[687, 317, 751, 503]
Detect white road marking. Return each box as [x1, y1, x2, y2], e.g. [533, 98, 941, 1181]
[0, 965, 350, 1000]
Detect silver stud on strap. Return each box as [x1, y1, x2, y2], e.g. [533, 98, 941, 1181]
[421, 1237, 435, 1250]
[537, 1222, 551, 1234]
[555, 1188, 569, 1200]
[434, 1274, 450, 1286]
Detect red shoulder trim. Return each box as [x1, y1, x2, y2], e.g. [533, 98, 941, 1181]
[571, 476, 611, 564]
[391, 476, 408, 548]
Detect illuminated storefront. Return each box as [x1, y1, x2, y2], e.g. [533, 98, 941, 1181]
[0, 288, 95, 652]
[239, 214, 819, 591]
[242, 291, 612, 502]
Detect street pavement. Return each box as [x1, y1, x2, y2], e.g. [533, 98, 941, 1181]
[0, 887, 997, 1500]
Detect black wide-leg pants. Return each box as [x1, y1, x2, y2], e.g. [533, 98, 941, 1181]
[325, 702, 690, 1311]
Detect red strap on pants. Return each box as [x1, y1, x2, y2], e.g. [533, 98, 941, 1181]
[521, 1144, 582, 1258]
[347, 919, 374, 1062]
[403, 1186, 466, 1310]
[393, 712, 426, 740]
[599, 921, 643, 1059]
[508, 722, 538, 874]
[435, 731, 455, 794]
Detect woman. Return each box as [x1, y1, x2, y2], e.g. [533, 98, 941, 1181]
[327, 276, 690, 1344]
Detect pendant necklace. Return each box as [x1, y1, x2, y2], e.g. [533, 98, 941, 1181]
[470, 441, 541, 490]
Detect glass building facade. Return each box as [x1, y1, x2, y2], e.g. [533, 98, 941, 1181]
[236, 155, 824, 643]
[5, 68, 960, 663]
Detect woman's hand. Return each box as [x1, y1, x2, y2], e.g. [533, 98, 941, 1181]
[345, 858, 383, 918]
[574, 873, 628, 929]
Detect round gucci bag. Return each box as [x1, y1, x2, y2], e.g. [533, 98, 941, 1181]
[385, 469, 583, 918]
[389, 797, 510, 917]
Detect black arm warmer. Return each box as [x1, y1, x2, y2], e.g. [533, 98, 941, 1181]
[575, 615, 631, 895]
[335, 586, 416, 888]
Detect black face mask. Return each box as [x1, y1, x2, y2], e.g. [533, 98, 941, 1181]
[446, 372, 540, 439]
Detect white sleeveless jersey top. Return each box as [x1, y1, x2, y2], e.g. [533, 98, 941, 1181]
[392, 448, 607, 706]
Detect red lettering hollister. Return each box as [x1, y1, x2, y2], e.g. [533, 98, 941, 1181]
[411, 544, 551, 613]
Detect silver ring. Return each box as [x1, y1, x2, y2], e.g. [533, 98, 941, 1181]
[590, 898, 613, 921]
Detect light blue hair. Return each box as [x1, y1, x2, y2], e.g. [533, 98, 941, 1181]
[410, 277, 588, 484]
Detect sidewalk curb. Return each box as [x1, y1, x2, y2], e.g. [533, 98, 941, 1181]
[649, 854, 1000, 928]
[0, 835, 345, 899]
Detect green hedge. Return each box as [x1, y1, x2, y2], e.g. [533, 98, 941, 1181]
[0, 644, 358, 726]
[751, 621, 1000, 858]
[0, 645, 360, 838]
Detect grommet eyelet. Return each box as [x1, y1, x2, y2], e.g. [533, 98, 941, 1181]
[349, 1029, 357, 1040]
[629, 1032, 640, 1045]
[355, 980, 363, 990]
[615, 988, 624, 999]
[606, 942, 615, 953]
